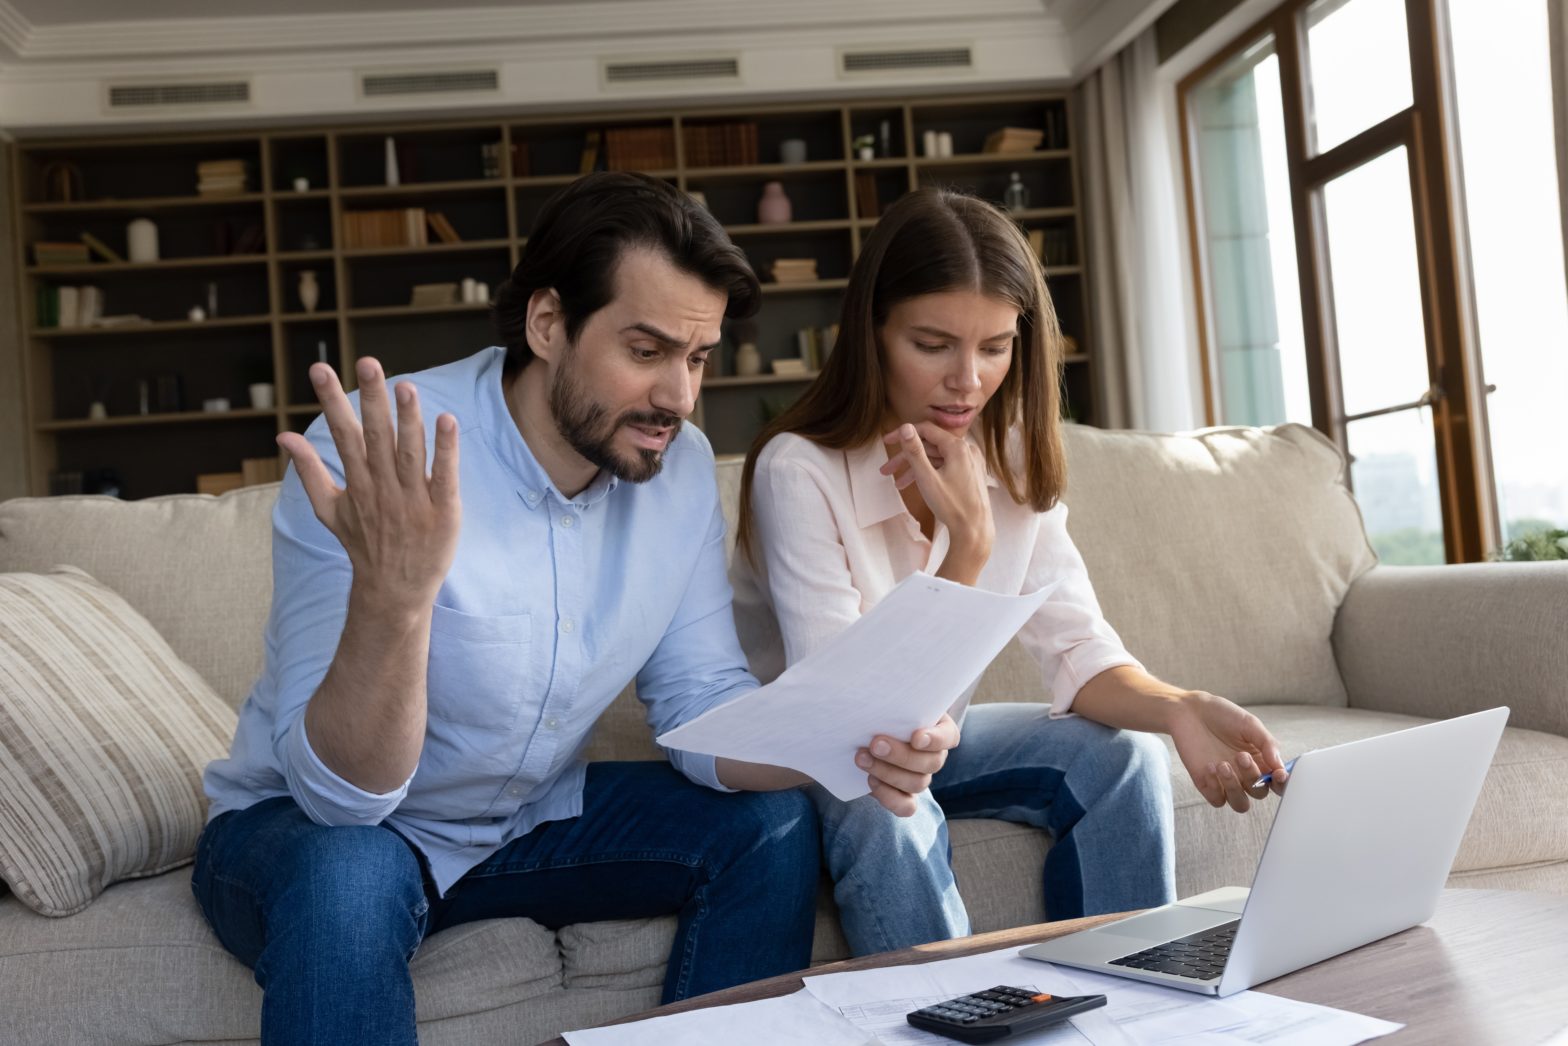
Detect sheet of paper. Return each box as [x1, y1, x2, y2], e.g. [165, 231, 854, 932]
[561, 987, 872, 1046]
[658, 572, 1057, 800]
[803, 946, 1404, 1046]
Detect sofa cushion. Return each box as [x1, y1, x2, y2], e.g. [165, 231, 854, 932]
[0, 567, 237, 916]
[0, 486, 278, 710]
[0, 869, 565, 1045]
[1056, 424, 1377, 709]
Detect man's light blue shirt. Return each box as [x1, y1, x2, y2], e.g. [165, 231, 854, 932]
[203, 346, 753, 895]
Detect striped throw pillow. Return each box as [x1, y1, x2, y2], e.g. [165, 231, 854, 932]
[0, 567, 237, 916]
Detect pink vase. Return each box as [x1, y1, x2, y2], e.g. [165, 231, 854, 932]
[757, 181, 792, 224]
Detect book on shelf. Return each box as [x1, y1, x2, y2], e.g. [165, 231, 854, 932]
[33, 241, 91, 266]
[36, 284, 103, 329]
[769, 257, 819, 284]
[344, 208, 430, 248]
[854, 172, 881, 219]
[196, 472, 245, 497]
[681, 121, 758, 167]
[605, 126, 677, 171]
[196, 159, 250, 196]
[408, 282, 459, 307]
[795, 323, 839, 370]
[426, 212, 463, 244]
[509, 140, 531, 178]
[982, 127, 1045, 154]
[79, 232, 123, 263]
[579, 130, 602, 175]
[241, 457, 284, 486]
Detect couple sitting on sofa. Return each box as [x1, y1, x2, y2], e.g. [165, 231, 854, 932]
[197, 171, 1289, 1044]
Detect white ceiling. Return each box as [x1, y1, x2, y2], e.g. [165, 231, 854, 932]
[0, 0, 1170, 134]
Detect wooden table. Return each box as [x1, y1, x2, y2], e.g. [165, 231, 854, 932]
[539, 889, 1568, 1045]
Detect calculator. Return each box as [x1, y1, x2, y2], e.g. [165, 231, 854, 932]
[905, 985, 1107, 1043]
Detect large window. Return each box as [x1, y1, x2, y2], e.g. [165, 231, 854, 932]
[1180, 0, 1564, 563]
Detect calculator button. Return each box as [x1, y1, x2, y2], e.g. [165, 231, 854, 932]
[1031, 993, 1053, 1002]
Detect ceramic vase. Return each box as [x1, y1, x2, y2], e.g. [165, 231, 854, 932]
[757, 182, 792, 225]
[734, 342, 762, 376]
[297, 270, 320, 313]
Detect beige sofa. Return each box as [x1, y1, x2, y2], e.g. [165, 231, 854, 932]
[1, 421, 1565, 1046]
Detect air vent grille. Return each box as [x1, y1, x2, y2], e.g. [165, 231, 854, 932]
[362, 70, 500, 97]
[840, 47, 974, 75]
[603, 57, 739, 85]
[107, 81, 250, 109]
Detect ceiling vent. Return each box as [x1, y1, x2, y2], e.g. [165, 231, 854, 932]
[360, 69, 500, 98]
[602, 56, 740, 88]
[839, 46, 974, 77]
[105, 80, 251, 111]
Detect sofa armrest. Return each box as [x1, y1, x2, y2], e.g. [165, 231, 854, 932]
[1332, 563, 1568, 737]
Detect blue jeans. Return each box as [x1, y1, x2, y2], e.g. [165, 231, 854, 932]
[813, 703, 1176, 955]
[192, 761, 820, 1046]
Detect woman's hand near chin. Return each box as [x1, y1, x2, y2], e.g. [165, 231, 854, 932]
[881, 421, 994, 583]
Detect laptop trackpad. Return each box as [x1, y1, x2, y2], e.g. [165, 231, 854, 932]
[1096, 905, 1233, 945]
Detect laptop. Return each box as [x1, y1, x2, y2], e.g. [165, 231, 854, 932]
[1020, 706, 1509, 997]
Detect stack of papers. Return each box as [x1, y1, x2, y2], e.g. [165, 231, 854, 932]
[563, 944, 1404, 1045]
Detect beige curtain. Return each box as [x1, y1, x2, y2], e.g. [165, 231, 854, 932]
[1077, 29, 1200, 432]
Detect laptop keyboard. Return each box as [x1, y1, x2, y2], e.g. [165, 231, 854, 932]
[1107, 919, 1239, 981]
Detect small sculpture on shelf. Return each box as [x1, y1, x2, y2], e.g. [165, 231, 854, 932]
[757, 181, 792, 225]
[731, 320, 762, 377]
[297, 270, 320, 313]
[1003, 172, 1029, 213]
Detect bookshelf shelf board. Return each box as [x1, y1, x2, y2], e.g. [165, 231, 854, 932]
[1009, 207, 1078, 220]
[1064, 353, 1090, 364]
[723, 219, 853, 236]
[340, 239, 511, 259]
[279, 311, 342, 324]
[24, 193, 267, 214]
[913, 150, 1072, 169]
[1044, 266, 1083, 277]
[286, 404, 322, 416]
[269, 189, 332, 200]
[703, 372, 821, 388]
[685, 161, 847, 181]
[345, 302, 493, 319]
[514, 170, 678, 187]
[759, 278, 850, 295]
[338, 180, 504, 198]
[849, 158, 912, 169]
[30, 316, 274, 339]
[37, 408, 277, 432]
[28, 254, 268, 276]
[276, 249, 336, 263]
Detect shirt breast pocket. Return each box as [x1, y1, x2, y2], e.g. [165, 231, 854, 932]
[427, 605, 532, 729]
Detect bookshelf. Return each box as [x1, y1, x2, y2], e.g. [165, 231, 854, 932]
[9, 91, 1098, 498]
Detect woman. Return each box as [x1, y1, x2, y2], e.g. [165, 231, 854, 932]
[730, 188, 1289, 957]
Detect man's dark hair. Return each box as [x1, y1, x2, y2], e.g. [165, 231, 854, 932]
[493, 172, 761, 377]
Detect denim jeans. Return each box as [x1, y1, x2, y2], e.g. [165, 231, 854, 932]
[813, 703, 1177, 955]
[192, 761, 820, 1046]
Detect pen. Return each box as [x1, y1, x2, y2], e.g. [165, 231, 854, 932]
[1251, 757, 1297, 788]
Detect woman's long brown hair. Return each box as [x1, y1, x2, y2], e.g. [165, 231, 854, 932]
[735, 187, 1066, 561]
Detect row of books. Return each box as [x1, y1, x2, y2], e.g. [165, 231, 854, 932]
[33, 241, 92, 266]
[342, 208, 463, 248]
[769, 258, 819, 284]
[604, 126, 677, 171]
[983, 127, 1045, 154]
[196, 457, 284, 496]
[796, 323, 840, 371]
[682, 122, 760, 168]
[197, 159, 250, 196]
[37, 284, 104, 328]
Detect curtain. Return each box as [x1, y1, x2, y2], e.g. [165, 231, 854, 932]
[1078, 28, 1202, 432]
[1550, 0, 1568, 294]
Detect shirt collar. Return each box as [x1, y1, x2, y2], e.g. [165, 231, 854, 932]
[845, 430, 1000, 531]
[475, 347, 620, 511]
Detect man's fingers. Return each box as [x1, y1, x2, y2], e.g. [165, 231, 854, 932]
[912, 714, 961, 754]
[867, 777, 918, 818]
[1216, 762, 1252, 812]
[276, 432, 341, 523]
[310, 363, 372, 493]
[393, 382, 428, 489]
[355, 357, 400, 488]
[429, 414, 461, 508]
[863, 734, 946, 775]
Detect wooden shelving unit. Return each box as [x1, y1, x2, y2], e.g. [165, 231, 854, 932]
[10, 91, 1097, 498]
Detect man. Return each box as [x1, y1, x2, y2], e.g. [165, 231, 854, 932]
[194, 172, 960, 1045]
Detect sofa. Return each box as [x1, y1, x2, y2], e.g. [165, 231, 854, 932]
[0, 421, 1565, 1046]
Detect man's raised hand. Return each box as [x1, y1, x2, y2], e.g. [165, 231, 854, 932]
[276, 358, 462, 609]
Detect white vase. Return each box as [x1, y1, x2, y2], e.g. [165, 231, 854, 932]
[385, 137, 400, 187]
[735, 342, 762, 377]
[127, 218, 159, 263]
[297, 270, 320, 313]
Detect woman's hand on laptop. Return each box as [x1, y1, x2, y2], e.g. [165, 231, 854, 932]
[857, 714, 962, 817]
[1166, 692, 1290, 813]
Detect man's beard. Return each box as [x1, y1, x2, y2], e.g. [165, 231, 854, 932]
[548, 354, 681, 484]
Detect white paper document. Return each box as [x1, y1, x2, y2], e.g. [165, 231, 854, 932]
[658, 572, 1057, 800]
[561, 987, 872, 1046]
[802, 946, 1405, 1046]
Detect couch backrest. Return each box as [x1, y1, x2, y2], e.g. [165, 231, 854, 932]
[0, 423, 1375, 754]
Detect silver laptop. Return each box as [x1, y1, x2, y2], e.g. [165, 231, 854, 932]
[1020, 706, 1509, 997]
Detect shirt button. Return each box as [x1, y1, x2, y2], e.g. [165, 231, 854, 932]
[525, 492, 540, 505]
[507, 785, 522, 797]
[545, 717, 559, 729]
[560, 619, 574, 634]
[560, 515, 575, 528]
